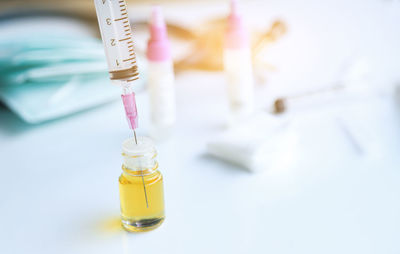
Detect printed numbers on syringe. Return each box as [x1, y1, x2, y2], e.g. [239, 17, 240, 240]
[94, 0, 137, 74]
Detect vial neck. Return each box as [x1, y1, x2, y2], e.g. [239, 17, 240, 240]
[122, 153, 158, 175]
[122, 137, 158, 175]
[122, 163, 158, 176]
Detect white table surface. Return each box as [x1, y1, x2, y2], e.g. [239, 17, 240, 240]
[1, 0, 400, 253]
[1, 71, 400, 253]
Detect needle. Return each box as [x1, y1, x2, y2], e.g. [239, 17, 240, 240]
[133, 130, 148, 208]
[141, 172, 149, 208]
[134, 130, 138, 145]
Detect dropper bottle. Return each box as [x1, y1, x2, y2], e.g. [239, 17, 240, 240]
[146, 6, 176, 140]
[224, 0, 254, 124]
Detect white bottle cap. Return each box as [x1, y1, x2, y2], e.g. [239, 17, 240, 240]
[122, 137, 157, 170]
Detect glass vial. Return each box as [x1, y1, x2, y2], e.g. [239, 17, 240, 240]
[119, 137, 165, 232]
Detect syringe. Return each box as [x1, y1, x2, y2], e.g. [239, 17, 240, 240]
[94, 0, 139, 143]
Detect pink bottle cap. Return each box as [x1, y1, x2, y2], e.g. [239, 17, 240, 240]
[225, 0, 249, 49]
[121, 92, 138, 130]
[147, 6, 171, 61]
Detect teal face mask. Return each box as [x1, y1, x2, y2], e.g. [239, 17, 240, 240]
[0, 16, 146, 123]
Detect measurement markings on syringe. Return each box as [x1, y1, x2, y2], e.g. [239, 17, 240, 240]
[114, 16, 127, 21]
[123, 57, 135, 62]
[95, 0, 139, 79]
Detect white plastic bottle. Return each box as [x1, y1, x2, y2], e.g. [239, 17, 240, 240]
[146, 6, 176, 140]
[224, 0, 254, 124]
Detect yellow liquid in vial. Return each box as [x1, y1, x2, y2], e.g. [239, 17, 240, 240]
[119, 166, 165, 232]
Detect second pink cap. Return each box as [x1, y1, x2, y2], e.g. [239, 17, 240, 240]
[147, 6, 171, 61]
[225, 0, 249, 49]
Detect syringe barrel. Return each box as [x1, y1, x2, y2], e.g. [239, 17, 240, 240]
[94, 0, 139, 82]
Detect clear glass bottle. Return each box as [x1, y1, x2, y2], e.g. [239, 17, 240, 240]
[119, 137, 165, 232]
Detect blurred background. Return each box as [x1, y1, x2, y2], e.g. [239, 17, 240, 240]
[1, 0, 400, 253]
